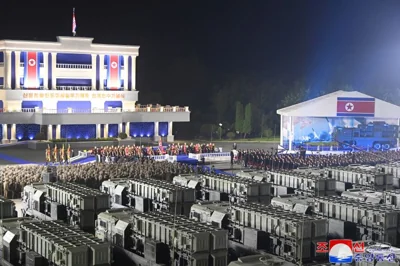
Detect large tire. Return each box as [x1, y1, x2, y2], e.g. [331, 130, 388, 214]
[373, 142, 381, 150]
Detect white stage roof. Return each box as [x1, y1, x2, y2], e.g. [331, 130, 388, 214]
[277, 90, 400, 118]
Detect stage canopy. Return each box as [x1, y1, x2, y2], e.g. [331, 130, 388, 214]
[276, 90, 400, 151]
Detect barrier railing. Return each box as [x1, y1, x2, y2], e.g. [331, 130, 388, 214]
[0, 107, 190, 113]
[188, 152, 231, 162]
[167, 156, 178, 162]
[69, 151, 88, 163]
[150, 155, 169, 161]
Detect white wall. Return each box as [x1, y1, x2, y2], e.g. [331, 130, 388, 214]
[277, 91, 400, 118]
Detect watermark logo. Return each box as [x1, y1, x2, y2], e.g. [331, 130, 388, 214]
[316, 240, 396, 263]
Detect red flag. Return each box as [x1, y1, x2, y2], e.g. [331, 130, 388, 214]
[159, 138, 164, 154]
[337, 97, 375, 117]
[108, 55, 121, 90]
[72, 8, 77, 36]
[24, 52, 40, 89]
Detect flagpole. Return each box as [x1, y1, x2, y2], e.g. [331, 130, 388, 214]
[72, 8, 76, 37]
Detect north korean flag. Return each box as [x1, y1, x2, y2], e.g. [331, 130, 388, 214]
[24, 52, 40, 89]
[337, 97, 375, 117]
[107, 55, 121, 90]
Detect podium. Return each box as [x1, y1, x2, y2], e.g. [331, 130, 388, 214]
[42, 166, 57, 183]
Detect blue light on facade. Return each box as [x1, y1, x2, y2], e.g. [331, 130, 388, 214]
[61, 125, 96, 139]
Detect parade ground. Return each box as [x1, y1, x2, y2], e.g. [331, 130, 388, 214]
[0, 141, 279, 165]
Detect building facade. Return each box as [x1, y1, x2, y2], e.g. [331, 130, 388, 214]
[277, 90, 400, 151]
[0, 36, 190, 143]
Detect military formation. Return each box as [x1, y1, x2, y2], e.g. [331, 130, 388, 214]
[236, 149, 400, 169]
[0, 159, 199, 199]
[45, 144, 71, 164]
[89, 142, 219, 163]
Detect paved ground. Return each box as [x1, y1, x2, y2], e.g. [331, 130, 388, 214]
[0, 145, 45, 165]
[215, 141, 278, 152]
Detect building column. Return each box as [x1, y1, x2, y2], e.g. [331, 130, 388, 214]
[123, 55, 129, 90]
[91, 54, 97, 90]
[51, 52, 57, 90]
[118, 123, 123, 135]
[14, 51, 21, 89]
[125, 122, 130, 137]
[104, 124, 109, 138]
[280, 115, 283, 147]
[10, 124, 16, 142]
[96, 124, 101, 138]
[4, 51, 12, 89]
[131, 56, 136, 91]
[154, 122, 160, 141]
[42, 52, 48, 90]
[288, 116, 293, 151]
[167, 121, 174, 142]
[56, 124, 61, 139]
[47, 125, 52, 140]
[99, 54, 105, 90]
[1, 124, 8, 144]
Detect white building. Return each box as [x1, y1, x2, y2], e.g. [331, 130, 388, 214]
[277, 90, 400, 151]
[0, 36, 190, 143]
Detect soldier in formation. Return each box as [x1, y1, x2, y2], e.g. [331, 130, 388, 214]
[237, 149, 400, 170]
[0, 159, 198, 199]
[89, 142, 219, 161]
[45, 144, 72, 164]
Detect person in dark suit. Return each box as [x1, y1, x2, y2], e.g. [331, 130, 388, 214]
[230, 150, 234, 165]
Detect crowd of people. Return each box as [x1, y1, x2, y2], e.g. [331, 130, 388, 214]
[89, 142, 219, 162]
[0, 159, 210, 199]
[5, 141, 400, 200]
[235, 149, 400, 170]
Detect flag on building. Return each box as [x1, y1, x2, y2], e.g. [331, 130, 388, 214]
[107, 55, 121, 90]
[24, 52, 40, 89]
[337, 97, 375, 117]
[72, 8, 77, 36]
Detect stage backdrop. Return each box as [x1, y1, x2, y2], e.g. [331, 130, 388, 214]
[282, 116, 399, 150]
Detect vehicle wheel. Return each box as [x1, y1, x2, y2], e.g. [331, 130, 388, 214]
[373, 142, 381, 150]
[382, 143, 391, 150]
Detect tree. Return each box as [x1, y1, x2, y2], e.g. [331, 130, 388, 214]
[200, 124, 214, 138]
[279, 81, 309, 108]
[260, 113, 267, 138]
[235, 101, 244, 134]
[211, 89, 229, 122]
[243, 103, 252, 138]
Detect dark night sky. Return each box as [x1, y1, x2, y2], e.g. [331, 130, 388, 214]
[2, 1, 400, 108]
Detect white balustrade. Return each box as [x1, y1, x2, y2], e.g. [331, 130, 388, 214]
[69, 151, 88, 163]
[20, 63, 44, 67]
[150, 154, 170, 161]
[188, 152, 231, 162]
[2, 106, 189, 113]
[56, 86, 92, 91]
[103, 65, 125, 70]
[56, 63, 92, 69]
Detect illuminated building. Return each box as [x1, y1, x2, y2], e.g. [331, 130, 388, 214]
[0, 36, 190, 142]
